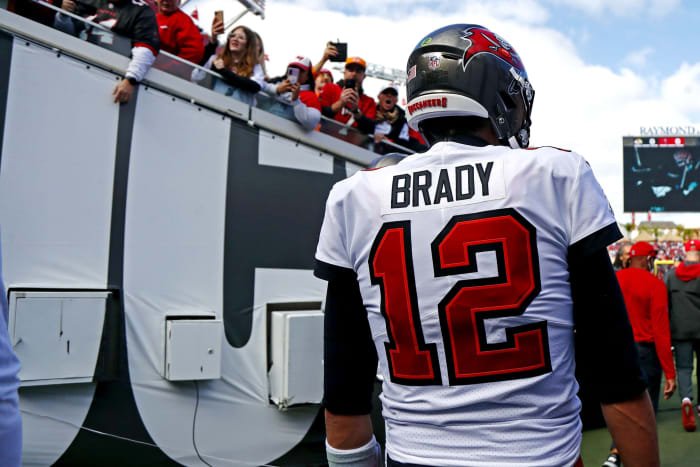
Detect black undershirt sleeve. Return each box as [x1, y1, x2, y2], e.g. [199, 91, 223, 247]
[200, 42, 217, 66]
[321, 271, 378, 415]
[214, 68, 262, 93]
[570, 243, 648, 404]
[355, 114, 376, 135]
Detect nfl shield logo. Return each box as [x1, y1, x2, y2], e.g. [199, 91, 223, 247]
[429, 56, 440, 70]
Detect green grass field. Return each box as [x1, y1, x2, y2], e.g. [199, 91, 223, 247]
[580, 362, 698, 466]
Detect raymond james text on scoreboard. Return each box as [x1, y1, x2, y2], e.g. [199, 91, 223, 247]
[639, 126, 700, 136]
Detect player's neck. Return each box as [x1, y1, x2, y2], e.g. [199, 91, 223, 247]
[473, 126, 501, 146]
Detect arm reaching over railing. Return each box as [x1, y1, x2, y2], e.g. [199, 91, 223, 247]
[292, 92, 321, 131]
[125, 45, 156, 83]
[44, 0, 160, 103]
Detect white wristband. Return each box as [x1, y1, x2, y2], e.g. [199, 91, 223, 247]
[326, 435, 381, 467]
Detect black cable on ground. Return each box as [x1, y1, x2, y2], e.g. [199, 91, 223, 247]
[193, 380, 214, 467]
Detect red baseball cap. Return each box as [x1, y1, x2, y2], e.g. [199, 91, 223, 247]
[318, 68, 333, 80]
[629, 241, 657, 258]
[685, 239, 700, 252]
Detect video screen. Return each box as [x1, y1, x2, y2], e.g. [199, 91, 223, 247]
[623, 136, 700, 212]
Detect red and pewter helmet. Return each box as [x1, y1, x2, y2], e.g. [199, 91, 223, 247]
[405, 24, 535, 148]
[685, 239, 700, 252]
[629, 241, 657, 258]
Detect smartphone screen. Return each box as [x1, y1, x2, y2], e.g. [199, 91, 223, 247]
[287, 67, 300, 84]
[214, 10, 224, 24]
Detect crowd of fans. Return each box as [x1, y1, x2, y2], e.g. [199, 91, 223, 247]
[610, 240, 691, 268]
[10, 0, 426, 153]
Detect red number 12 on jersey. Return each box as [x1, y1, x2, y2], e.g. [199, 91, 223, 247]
[369, 208, 551, 386]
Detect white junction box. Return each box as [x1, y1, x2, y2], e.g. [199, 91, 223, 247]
[164, 317, 222, 381]
[269, 310, 323, 408]
[9, 291, 110, 386]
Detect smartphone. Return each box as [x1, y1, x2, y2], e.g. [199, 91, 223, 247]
[214, 10, 224, 24]
[329, 41, 347, 63]
[344, 78, 356, 90]
[287, 67, 299, 85]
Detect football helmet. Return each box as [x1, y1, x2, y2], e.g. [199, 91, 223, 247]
[406, 24, 535, 148]
[368, 153, 407, 169]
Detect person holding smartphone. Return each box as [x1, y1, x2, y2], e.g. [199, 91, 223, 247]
[319, 56, 376, 135]
[261, 56, 321, 131]
[191, 25, 265, 106]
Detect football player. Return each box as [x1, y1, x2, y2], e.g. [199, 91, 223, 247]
[315, 24, 658, 466]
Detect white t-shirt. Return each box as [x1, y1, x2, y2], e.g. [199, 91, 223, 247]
[315, 141, 618, 466]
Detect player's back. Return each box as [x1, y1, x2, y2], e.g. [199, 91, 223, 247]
[317, 140, 617, 466]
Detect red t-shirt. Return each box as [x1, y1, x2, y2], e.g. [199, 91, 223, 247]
[319, 82, 376, 127]
[299, 89, 321, 111]
[616, 267, 676, 379]
[156, 9, 204, 64]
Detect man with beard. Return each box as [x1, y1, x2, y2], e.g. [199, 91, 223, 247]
[319, 56, 376, 134]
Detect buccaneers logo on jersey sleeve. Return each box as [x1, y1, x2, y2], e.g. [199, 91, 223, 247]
[460, 27, 524, 72]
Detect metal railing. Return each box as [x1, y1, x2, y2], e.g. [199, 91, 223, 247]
[14, 0, 416, 156]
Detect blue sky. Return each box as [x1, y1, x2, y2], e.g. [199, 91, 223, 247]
[310, 0, 699, 82]
[550, 3, 700, 86]
[189, 0, 700, 227]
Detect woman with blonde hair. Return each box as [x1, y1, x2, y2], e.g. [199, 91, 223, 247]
[192, 25, 265, 105]
[254, 31, 269, 80]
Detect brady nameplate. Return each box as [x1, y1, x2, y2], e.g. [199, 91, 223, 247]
[380, 160, 505, 215]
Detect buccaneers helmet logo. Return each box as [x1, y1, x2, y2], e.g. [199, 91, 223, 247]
[460, 27, 524, 72]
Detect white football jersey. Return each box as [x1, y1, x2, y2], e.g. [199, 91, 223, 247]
[316, 141, 618, 466]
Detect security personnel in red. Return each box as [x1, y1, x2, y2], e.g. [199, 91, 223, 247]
[600, 241, 677, 466]
[616, 241, 677, 411]
[319, 56, 376, 135]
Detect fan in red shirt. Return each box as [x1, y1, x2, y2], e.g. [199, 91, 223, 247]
[319, 56, 376, 134]
[156, 0, 204, 64]
[616, 241, 677, 411]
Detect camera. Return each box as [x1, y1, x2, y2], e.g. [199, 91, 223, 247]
[344, 78, 356, 90]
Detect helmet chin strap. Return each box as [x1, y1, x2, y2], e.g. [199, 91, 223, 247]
[508, 135, 520, 149]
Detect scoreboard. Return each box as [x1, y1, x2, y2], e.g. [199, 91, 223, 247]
[623, 136, 700, 212]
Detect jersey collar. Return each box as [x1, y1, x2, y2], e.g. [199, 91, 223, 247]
[436, 134, 490, 147]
